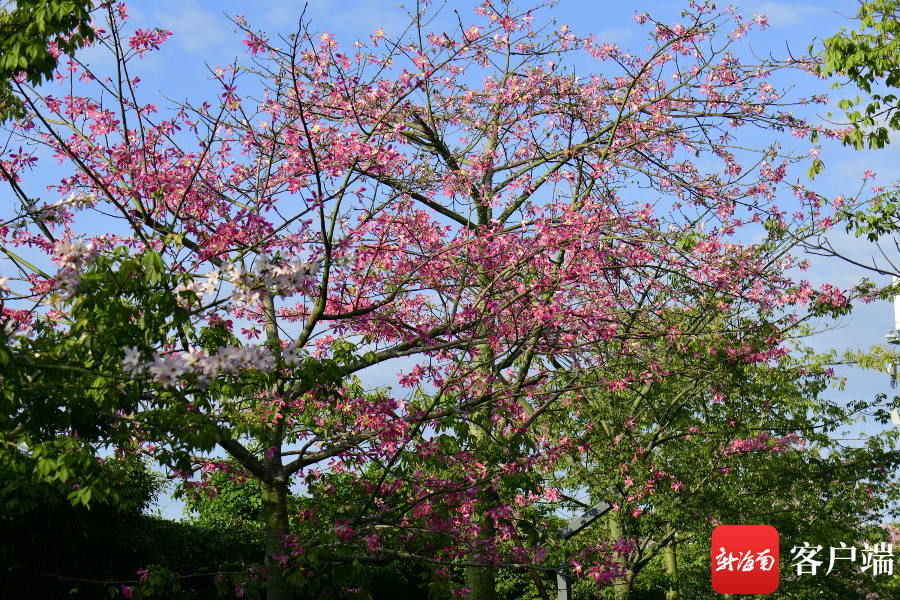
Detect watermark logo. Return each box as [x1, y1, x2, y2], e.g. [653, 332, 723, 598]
[789, 542, 894, 576]
[712, 525, 779, 594]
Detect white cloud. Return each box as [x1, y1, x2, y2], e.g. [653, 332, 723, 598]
[150, 0, 235, 60]
[593, 28, 634, 46]
[309, 0, 426, 41]
[754, 2, 830, 27]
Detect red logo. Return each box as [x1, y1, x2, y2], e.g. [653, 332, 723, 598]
[711, 525, 779, 594]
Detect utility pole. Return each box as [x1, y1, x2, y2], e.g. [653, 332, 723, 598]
[555, 500, 613, 600]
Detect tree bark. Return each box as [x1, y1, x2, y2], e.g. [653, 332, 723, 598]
[607, 508, 633, 600]
[464, 418, 498, 600]
[465, 552, 498, 600]
[465, 226, 499, 600]
[260, 479, 293, 600]
[259, 295, 292, 599]
[663, 526, 679, 600]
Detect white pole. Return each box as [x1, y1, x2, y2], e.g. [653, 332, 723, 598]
[893, 276, 900, 332]
[556, 572, 571, 600]
[555, 501, 613, 600]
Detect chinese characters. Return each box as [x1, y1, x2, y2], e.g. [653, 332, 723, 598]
[715, 548, 777, 572]
[790, 542, 894, 577]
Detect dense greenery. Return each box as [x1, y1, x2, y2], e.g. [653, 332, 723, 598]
[0, 455, 263, 598]
[521, 319, 900, 600]
[819, 0, 900, 149]
[0, 455, 442, 599]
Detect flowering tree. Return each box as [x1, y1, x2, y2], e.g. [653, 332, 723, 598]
[0, 1, 858, 598]
[544, 322, 900, 599]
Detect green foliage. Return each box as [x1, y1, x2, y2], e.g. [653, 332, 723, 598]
[493, 567, 555, 600]
[820, 0, 900, 149]
[0, 235, 400, 597]
[1, 452, 163, 517]
[840, 191, 900, 243]
[178, 464, 434, 599]
[530, 291, 900, 599]
[0, 247, 290, 504]
[184, 470, 266, 527]
[0, 457, 264, 599]
[0, 0, 96, 121]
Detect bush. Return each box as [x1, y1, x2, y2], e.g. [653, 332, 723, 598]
[0, 456, 263, 599]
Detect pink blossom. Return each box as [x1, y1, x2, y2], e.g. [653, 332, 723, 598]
[243, 33, 267, 55]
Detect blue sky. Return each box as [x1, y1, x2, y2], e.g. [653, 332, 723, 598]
[8, 0, 900, 517]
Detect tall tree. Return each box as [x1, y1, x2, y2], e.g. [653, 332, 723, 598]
[0, 1, 852, 598]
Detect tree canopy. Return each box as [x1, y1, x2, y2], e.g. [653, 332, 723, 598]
[1, 1, 897, 599]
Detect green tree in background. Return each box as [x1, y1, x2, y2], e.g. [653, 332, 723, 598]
[0, 0, 96, 121]
[0, 455, 265, 599]
[819, 0, 900, 149]
[531, 308, 900, 600]
[182, 464, 437, 599]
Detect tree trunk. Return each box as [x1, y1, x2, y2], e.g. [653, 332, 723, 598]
[663, 527, 679, 600]
[465, 246, 499, 600]
[607, 508, 632, 600]
[464, 422, 498, 600]
[259, 295, 292, 599]
[260, 480, 293, 600]
[465, 554, 498, 600]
